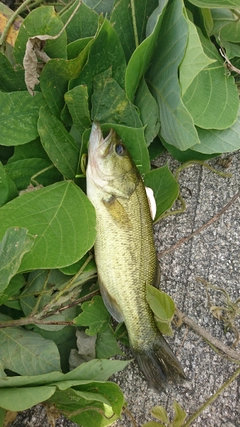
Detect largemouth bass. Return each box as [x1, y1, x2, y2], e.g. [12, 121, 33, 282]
[86, 122, 185, 390]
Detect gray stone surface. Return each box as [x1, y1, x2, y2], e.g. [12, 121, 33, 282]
[10, 150, 240, 427]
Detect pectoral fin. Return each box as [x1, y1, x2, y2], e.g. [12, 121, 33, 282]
[102, 195, 130, 225]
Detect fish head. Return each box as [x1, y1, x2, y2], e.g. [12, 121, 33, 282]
[87, 122, 140, 199]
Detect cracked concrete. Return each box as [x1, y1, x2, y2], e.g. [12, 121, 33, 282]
[10, 150, 240, 427]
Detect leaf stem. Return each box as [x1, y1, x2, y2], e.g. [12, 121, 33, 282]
[130, 0, 139, 48]
[183, 367, 240, 427]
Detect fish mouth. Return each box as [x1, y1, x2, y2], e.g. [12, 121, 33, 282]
[89, 122, 114, 157]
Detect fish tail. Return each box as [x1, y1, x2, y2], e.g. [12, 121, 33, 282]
[133, 335, 186, 391]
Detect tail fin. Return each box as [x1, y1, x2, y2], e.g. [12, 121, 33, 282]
[133, 335, 186, 391]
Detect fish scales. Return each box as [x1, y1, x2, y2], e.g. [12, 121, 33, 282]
[86, 122, 185, 390]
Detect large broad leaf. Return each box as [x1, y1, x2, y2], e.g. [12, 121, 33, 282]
[61, 0, 99, 44]
[144, 164, 179, 221]
[0, 52, 25, 92]
[0, 228, 34, 293]
[191, 107, 240, 154]
[0, 163, 18, 205]
[179, 18, 215, 95]
[0, 181, 96, 271]
[110, 0, 158, 61]
[51, 382, 124, 427]
[125, 0, 168, 102]
[0, 314, 61, 375]
[182, 29, 239, 130]
[0, 92, 46, 146]
[74, 296, 110, 335]
[14, 6, 67, 65]
[7, 138, 49, 163]
[70, 18, 126, 93]
[0, 274, 25, 308]
[65, 85, 91, 136]
[91, 70, 142, 127]
[188, 0, 240, 7]
[0, 359, 129, 388]
[162, 139, 219, 161]
[134, 78, 160, 145]
[40, 54, 89, 119]
[38, 106, 80, 179]
[96, 325, 123, 359]
[82, 0, 115, 15]
[4, 158, 62, 190]
[146, 0, 200, 150]
[0, 386, 56, 411]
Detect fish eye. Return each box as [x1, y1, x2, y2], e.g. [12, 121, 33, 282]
[115, 143, 126, 156]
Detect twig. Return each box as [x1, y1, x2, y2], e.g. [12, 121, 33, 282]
[158, 190, 240, 258]
[175, 307, 240, 362]
[183, 367, 240, 427]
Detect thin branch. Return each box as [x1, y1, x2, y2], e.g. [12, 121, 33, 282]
[183, 367, 240, 427]
[158, 190, 240, 258]
[175, 307, 240, 362]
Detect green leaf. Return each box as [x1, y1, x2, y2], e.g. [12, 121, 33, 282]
[50, 381, 124, 427]
[82, 0, 115, 15]
[0, 359, 129, 388]
[0, 181, 96, 271]
[191, 107, 240, 154]
[67, 37, 93, 60]
[96, 325, 123, 358]
[146, 286, 175, 321]
[134, 79, 160, 145]
[38, 106, 80, 179]
[125, 0, 168, 102]
[151, 405, 169, 423]
[74, 296, 111, 335]
[4, 158, 62, 191]
[40, 43, 91, 119]
[162, 138, 219, 161]
[144, 164, 179, 221]
[0, 228, 34, 293]
[188, 0, 240, 7]
[142, 423, 165, 427]
[0, 407, 5, 426]
[182, 30, 239, 130]
[0, 274, 25, 308]
[91, 70, 142, 127]
[7, 138, 49, 163]
[61, 0, 99, 44]
[65, 85, 91, 136]
[0, 386, 56, 411]
[0, 315, 61, 375]
[179, 18, 215, 95]
[14, 6, 67, 65]
[70, 18, 126, 93]
[146, 0, 200, 150]
[0, 53, 25, 92]
[0, 163, 18, 205]
[110, 0, 158, 61]
[172, 401, 187, 427]
[0, 92, 46, 146]
[220, 19, 240, 43]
